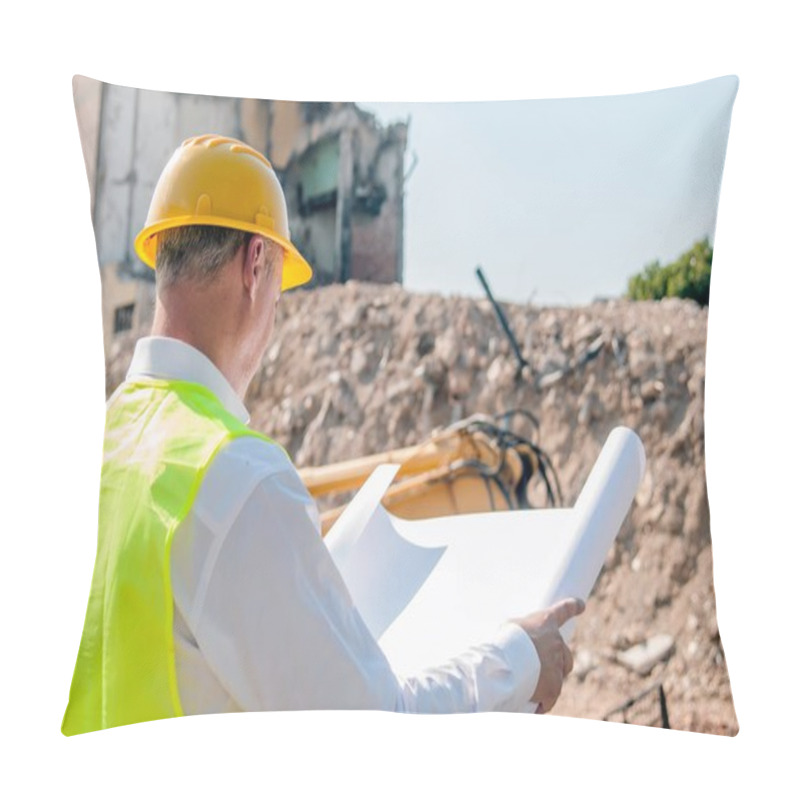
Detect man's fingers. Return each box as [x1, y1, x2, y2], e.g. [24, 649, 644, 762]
[549, 597, 586, 628]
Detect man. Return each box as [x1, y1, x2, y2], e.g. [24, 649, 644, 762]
[62, 135, 584, 735]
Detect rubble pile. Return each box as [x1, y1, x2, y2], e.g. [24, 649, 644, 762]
[106, 280, 737, 734]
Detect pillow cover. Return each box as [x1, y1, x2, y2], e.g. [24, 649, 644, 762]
[67, 74, 738, 735]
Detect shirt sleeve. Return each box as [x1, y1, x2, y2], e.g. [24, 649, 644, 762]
[188, 456, 541, 713]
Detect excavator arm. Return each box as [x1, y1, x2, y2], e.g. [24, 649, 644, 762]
[298, 410, 562, 535]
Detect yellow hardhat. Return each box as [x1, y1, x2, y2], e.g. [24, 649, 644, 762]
[134, 134, 313, 291]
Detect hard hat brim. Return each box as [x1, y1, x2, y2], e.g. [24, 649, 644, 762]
[134, 217, 313, 292]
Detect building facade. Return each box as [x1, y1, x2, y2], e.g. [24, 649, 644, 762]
[72, 77, 408, 354]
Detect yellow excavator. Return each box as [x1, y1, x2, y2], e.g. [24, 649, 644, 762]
[298, 410, 563, 535]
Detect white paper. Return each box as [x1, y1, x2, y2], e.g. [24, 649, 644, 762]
[326, 426, 645, 675]
[325, 463, 400, 573]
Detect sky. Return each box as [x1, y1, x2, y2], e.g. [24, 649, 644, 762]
[360, 76, 737, 305]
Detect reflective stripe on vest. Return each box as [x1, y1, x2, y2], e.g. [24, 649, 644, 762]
[62, 378, 273, 735]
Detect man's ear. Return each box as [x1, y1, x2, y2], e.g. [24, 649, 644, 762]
[241, 234, 266, 300]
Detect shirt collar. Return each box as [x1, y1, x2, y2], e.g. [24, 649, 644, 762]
[126, 336, 250, 424]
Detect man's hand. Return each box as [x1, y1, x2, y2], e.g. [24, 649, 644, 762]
[512, 597, 585, 713]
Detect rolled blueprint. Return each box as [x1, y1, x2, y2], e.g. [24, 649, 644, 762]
[541, 426, 646, 641]
[327, 426, 646, 675]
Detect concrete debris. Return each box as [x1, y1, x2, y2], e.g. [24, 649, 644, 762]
[574, 649, 600, 681]
[538, 368, 567, 389]
[105, 280, 736, 735]
[617, 634, 676, 676]
[641, 379, 665, 402]
[578, 392, 601, 426]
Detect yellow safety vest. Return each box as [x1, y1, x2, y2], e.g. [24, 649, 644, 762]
[62, 378, 272, 735]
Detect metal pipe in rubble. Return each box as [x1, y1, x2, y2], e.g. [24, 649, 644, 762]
[474, 265, 529, 380]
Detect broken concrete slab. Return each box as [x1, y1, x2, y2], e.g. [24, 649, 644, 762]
[617, 634, 675, 676]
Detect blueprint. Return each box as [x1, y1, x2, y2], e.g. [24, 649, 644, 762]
[325, 426, 646, 675]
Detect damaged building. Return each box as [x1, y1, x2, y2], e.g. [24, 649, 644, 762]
[72, 77, 408, 354]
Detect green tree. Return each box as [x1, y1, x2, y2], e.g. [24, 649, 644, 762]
[627, 239, 713, 306]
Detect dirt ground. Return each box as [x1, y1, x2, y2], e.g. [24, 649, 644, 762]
[107, 280, 738, 735]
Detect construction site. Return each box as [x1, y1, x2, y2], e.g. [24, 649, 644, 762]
[77, 76, 738, 735]
[105, 279, 738, 735]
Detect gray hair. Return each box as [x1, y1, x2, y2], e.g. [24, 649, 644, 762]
[155, 225, 279, 288]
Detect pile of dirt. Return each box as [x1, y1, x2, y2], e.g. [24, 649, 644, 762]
[106, 280, 737, 735]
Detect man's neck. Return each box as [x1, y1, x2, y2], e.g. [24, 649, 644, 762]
[151, 304, 250, 399]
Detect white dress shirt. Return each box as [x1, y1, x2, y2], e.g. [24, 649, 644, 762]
[121, 336, 540, 714]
